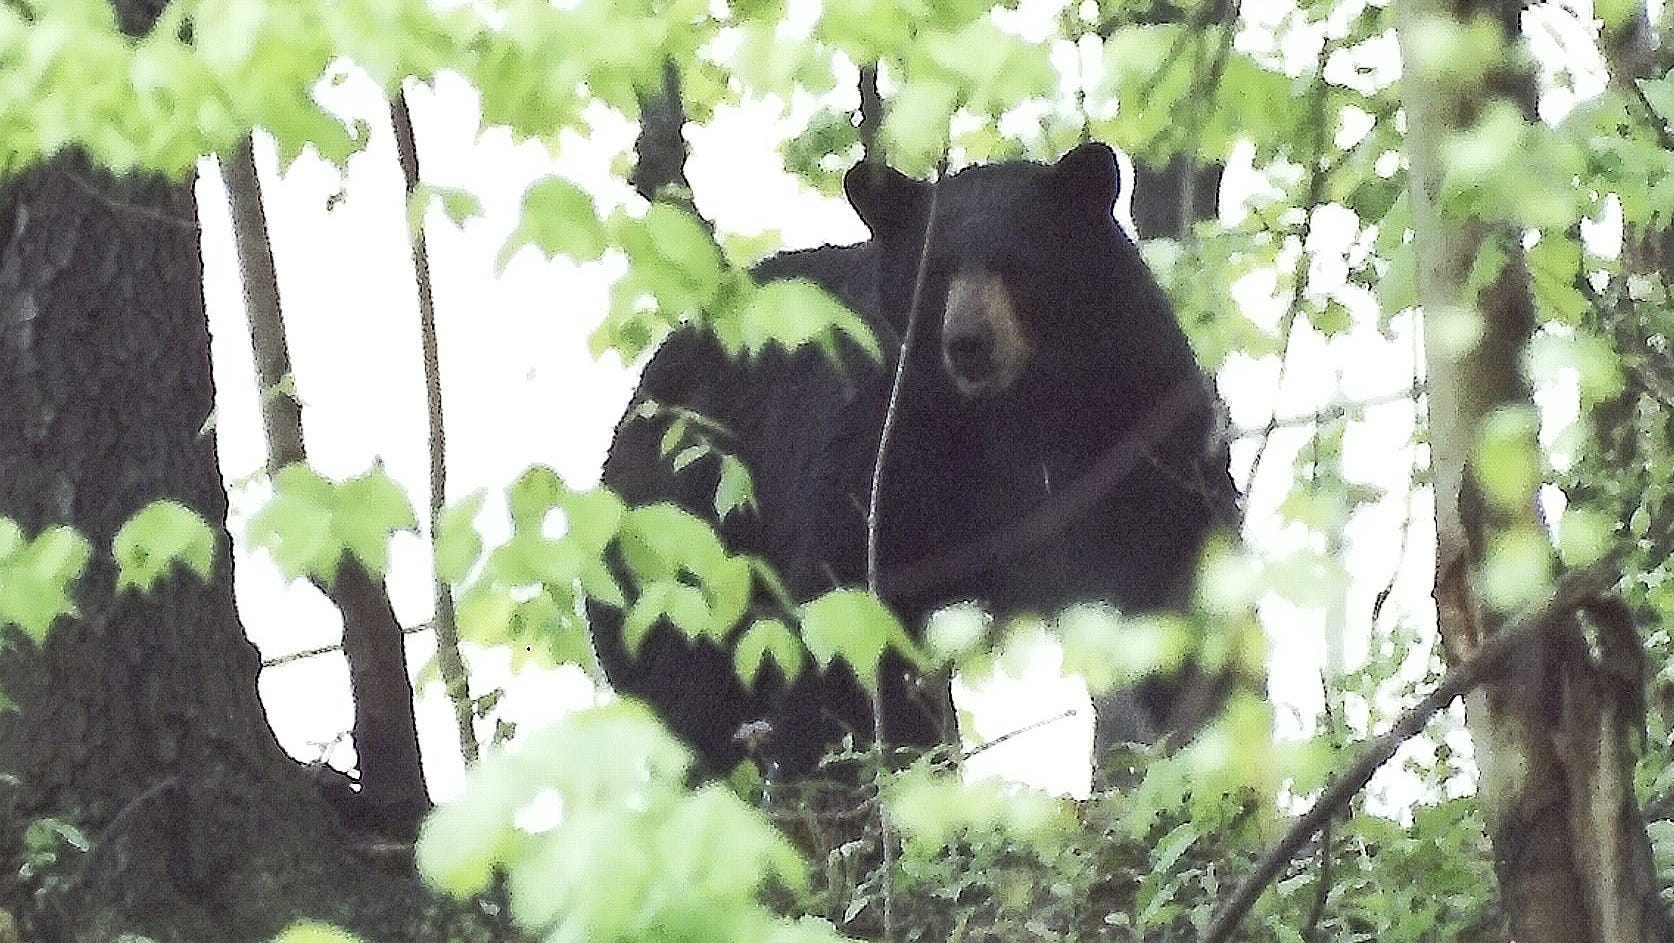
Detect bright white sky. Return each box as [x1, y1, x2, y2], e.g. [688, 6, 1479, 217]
[187, 3, 1608, 806]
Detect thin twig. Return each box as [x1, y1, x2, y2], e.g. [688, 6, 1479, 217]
[262, 621, 432, 669]
[881, 375, 1210, 600]
[1199, 561, 1617, 943]
[390, 87, 479, 766]
[865, 166, 945, 943]
[1626, 79, 1674, 153]
[1240, 41, 1334, 493]
[54, 164, 198, 231]
[962, 709, 1079, 760]
[1228, 382, 1424, 440]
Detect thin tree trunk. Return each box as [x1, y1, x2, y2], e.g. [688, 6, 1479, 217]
[1397, 0, 1667, 938]
[223, 133, 431, 839]
[387, 91, 480, 766]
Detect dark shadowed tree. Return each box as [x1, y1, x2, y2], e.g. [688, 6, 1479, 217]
[0, 8, 454, 941]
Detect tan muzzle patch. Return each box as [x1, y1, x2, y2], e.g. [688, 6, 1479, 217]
[942, 270, 1031, 397]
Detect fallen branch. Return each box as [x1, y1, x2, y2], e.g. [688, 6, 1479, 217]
[1199, 560, 1617, 943]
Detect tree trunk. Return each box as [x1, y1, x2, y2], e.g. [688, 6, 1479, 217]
[1397, 0, 1668, 938]
[223, 133, 431, 840]
[0, 79, 457, 943]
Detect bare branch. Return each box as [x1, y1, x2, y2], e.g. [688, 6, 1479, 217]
[1199, 561, 1618, 943]
[1228, 382, 1424, 441]
[389, 88, 480, 767]
[864, 163, 946, 943]
[961, 709, 1079, 760]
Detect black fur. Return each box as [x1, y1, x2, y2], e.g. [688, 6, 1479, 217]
[589, 144, 1240, 780]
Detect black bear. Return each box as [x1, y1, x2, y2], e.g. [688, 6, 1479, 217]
[589, 142, 1241, 783]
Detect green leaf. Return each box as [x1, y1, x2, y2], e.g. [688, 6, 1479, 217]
[456, 583, 517, 646]
[715, 455, 756, 521]
[882, 81, 956, 176]
[1474, 406, 1541, 510]
[434, 490, 486, 585]
[738, 278, 880, 359]
[706, 554, 754, 637]
[800, 588, 917, 688]
[271, 921, 368, 943]
[0, 525, 91, 640]
[734, 618, 805, 685]
[1526, 330, 1623, 403]
[334, 467, 419, 574]
[560, 487, 625, 554]
[671, 444, 706, 471]
[1557, 505, 1613, 567]
[508, 466, 564, 532]
[416, 766, 523, 897]
[666, 582, 714, 639]
[248, 464, 341, 580]
[112, 499, 216, 594]
[1058, 606, 1190, 694]
[924, 603, 987, 664]
[642, 202, 725, 304]
[623, 580, 673, 651]
[1480, 525, 1554, 612]
[0, 518, 22, 559]
[501, 176, 608, 266]
[620, 503, 727, 581]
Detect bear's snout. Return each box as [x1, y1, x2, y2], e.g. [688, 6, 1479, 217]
[942, 270, 1031, 397]
[945, 326, 996, 383]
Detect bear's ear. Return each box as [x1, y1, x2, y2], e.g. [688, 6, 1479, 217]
[1049, 142, 1123, 210]
[844, 162, 930, 236]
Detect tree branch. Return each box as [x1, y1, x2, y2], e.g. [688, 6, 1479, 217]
[1199, 561, 1618, 943]
[389, 89, 479, 767]
[865, 164, 945, 943]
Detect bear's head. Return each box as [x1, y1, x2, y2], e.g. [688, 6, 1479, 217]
[841, 143, 1236, 621]
[842, 143, 1185, 410]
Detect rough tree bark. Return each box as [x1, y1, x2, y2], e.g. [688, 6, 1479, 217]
[0, 6, 463, 941]
[1397, 0, 1667, 938]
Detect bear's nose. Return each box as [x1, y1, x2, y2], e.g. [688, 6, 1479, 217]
[945, 330, 995, 383]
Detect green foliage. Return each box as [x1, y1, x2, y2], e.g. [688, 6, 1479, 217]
[735, 618, 806, 685]
[637, 400, 760, 522]
[270, 923, 365, 943]
[112, 500, 216, 595]
[246, 464, 417, 581]
[8, 0, 1672, 936]
[801, 588, 921, 689]
[16, 817, 88, 886]
[889, 767, 1072, 855]
[417, 703, 842, 943]
[451, 470, 620, 671]
[499, 176, 609, 267]
[1474, 406, 1542, 511]
[591, 206, 881, 365]
[1055, 605, 1190, 696]
[0, 519, 91, 641]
